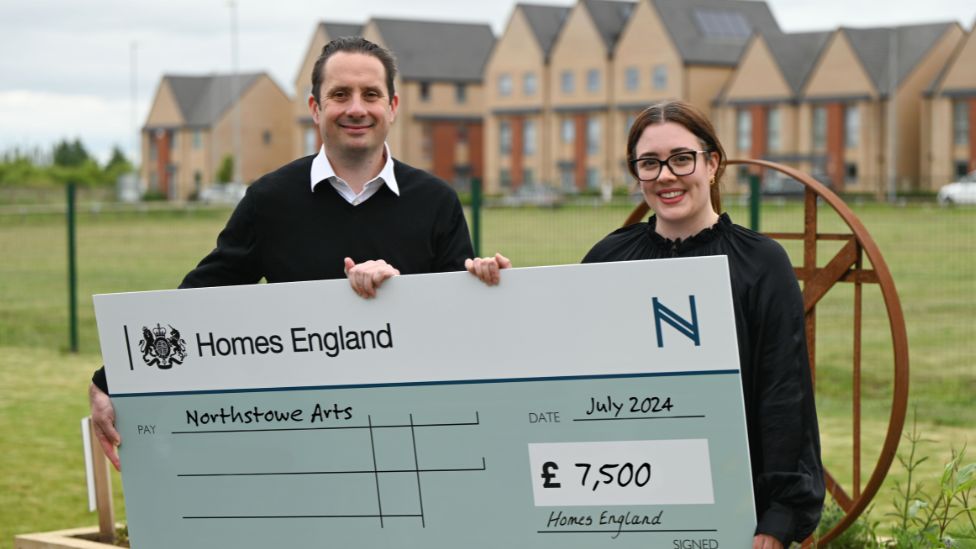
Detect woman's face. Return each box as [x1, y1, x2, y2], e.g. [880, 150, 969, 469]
[634, 122, 719, 238]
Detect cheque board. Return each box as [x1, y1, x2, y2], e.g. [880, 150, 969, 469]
[94, 258, 755, 548]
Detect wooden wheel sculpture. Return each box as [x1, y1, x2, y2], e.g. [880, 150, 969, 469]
[623, 159, 910, 546]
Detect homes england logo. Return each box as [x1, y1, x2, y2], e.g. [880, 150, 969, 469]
[139, 323, 187, 369]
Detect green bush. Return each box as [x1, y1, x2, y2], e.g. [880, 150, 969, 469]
[0, 141, 134, 188]
[809, 412, 976, 547]
[887, 416, 976, 547]
[217, 154, 234, 183]
[813, 501, 882, 548]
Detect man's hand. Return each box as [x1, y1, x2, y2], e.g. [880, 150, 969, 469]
[89, 382, 121, 471]
[344, 257, 400, 298]
[753, 534, 784, 549]
[465, 253, 512, 286]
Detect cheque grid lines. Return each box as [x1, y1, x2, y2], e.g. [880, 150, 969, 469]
[178, 411, 485, 525]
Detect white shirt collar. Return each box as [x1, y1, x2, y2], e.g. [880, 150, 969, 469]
[309, 143, 399, 197]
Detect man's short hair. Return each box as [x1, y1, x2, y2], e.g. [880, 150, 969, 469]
[310, 36, 398, 104]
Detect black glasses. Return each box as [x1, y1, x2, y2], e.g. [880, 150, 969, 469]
[630, 150, 709, 182]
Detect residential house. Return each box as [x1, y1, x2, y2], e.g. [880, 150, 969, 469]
[548, 0, 634, 193]
[363, 18, 495, 189]
[142, 72, 292, 200]
[484, 3, 571, 193]
[793, 23, 963, 193]
[922, 22, 976, 188]
[713, 31, 831, 189]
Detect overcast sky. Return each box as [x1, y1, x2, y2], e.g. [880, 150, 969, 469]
[1, 0, 973, 163]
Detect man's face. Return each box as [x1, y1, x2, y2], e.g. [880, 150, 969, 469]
[309, 52, 398, 160]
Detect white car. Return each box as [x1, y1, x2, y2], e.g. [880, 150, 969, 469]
[200, 182, 247, 205]
[937, 171, 976, 205]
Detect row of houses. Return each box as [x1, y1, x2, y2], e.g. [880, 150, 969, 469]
[142, 0, 976, 200]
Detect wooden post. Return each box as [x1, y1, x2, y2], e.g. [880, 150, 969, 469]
[87, 418, 115, 544]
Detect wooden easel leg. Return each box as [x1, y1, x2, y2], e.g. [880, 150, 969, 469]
[88, 417, 116, 544]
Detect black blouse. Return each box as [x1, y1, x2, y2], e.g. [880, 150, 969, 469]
[583, 213, 825, 544]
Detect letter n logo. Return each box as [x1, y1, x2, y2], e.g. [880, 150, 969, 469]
[652, 296, 700, 348]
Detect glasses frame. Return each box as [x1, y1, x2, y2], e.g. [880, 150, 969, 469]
[630, 150, 711, 183]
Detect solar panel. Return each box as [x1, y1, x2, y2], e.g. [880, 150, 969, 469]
[693, 9, 753, 39]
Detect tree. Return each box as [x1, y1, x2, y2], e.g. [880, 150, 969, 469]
[103, 146, 134, 182]
[217, 154, 234, 183]
[52, 139, 91, 168]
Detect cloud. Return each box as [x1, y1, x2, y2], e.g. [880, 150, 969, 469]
[0, 90, 146, 163]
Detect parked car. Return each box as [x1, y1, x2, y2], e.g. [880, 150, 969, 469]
[759, 171, 831, 197]
[761, 172, 805, 196]
[498, 184, 564, 208]
[937, 171, 976, 205]
[200, 182, 247, 205]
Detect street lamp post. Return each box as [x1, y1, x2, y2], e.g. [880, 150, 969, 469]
[229, 0, 242, 184]
[886, 28, 898, 202]
[130, 41, 139, 174]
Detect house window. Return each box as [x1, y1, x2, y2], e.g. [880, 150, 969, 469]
[454, 165, 472, 190]
[953, 101, 969, 145]
[524, 120, 536, 156]
[586, 69, 600, 92]
[262, 130, 272, 146]
[625, 67, 639, 91]
[455, 83, 466, 104]
[561, 118, 575, 144]
[652, 65, 667, 90]
[561, 70, 574, 94]
[304, 127, 318, 155]
[955, 160, 970, 177]
[587, 117, 601, 155]
[559, 162, 575, 191]
[845, 105, 859, 148]
[812, 106, 827, 150]
[625, 113, 637, 134]
[767, 108, 780, 151]
[524, 168, 535, 185]
[500, 168, 511, 189]
[421, 124, 432, 160]
[586, 167, 600, 190]
[737, 109, 752, 153]
[500, 120, 512, 154]
[523, 73, 537, 96]
[498, 74, 512, 97]
[192, 129, 202, 149]
[845, 162, 858, 185]
[737, 165, 750, 184]
[420, 82, 431, 102]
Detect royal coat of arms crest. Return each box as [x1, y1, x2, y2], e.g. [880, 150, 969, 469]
[139, 323, 187, 369]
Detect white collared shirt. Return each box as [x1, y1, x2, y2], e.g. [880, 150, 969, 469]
[309, 143, 400, 205]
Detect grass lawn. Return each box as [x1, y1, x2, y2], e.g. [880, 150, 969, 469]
[1, 200, 973, 544]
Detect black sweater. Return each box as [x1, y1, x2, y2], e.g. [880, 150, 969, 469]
[93, 155, 472, 391]
[181, 155, 473, 286]
[583, 213, 825, 545]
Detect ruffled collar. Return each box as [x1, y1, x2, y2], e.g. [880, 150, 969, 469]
[646, 212, 732, 253]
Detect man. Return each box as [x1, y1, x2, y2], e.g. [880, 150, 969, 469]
[90, 36, 508, 469]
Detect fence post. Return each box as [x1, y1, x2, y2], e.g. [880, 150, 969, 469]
[748, 173, 761, 232]
[471, 177, 482, 257]
[67, 182, 79, 353]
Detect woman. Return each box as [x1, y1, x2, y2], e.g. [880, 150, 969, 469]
[583, 101, 824, 548]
